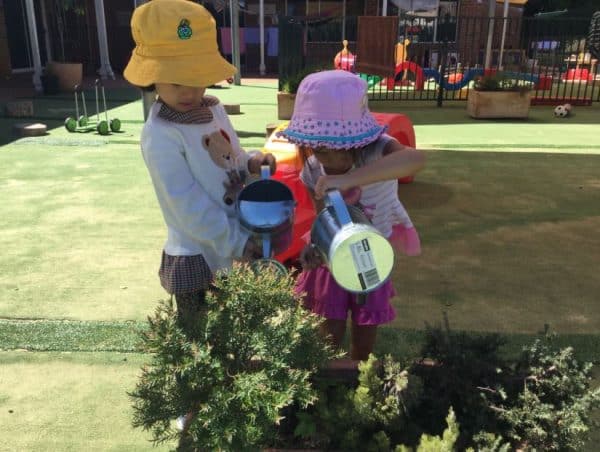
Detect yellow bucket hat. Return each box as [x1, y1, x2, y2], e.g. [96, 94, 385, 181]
[124, 0, 236, 88]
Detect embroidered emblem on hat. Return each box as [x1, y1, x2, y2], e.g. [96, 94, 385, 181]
[177, 19, 192, 40]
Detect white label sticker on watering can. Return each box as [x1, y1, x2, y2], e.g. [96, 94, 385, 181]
[349, 239, 380, 290]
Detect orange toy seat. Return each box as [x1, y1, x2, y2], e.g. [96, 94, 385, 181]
[371, 112, 416, 183]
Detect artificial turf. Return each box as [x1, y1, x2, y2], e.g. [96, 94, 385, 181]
[1, 78, 599, 449]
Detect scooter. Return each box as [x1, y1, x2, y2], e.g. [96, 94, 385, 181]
[64, 79, 121, 135]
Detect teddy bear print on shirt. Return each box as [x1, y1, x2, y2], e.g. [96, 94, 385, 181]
[202, 129, 247, 205]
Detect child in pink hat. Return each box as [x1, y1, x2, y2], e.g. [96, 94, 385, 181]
[278, 70, 426, 360]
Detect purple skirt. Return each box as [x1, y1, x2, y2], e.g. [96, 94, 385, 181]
[294, 266, 396, 326]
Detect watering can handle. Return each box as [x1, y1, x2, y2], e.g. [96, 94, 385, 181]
[260, 165, 272, 257]
[260, 165, 271, 180]
[325, 190, 352, 226]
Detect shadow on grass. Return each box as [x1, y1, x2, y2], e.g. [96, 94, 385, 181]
[237, 130, 269, 139]
[375, 321, 600, 365]
[398, 180, 454, 210]
[0, 118, 66, 147]
[0, 85, 141, 146]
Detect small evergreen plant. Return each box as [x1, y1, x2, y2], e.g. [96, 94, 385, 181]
[473, 72, 532, 93]
[130, 264, 337, 450]
[294, 354, 423, 450]
[280, 65, 329, 94]
[483, 338, 600, 451]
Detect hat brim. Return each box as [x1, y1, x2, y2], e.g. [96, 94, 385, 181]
[124, 51, 236, 88]
[277, 114, 387, 150]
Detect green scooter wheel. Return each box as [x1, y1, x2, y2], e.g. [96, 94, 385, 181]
[97, 120, 110, 135]
[64, 117, 77, 132]
[109, 118, 121, 132]
[78, 115, 88, 127]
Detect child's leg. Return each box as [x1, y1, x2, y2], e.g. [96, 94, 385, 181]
[350, 324, 378, 360]
[174, 290, 206, 340]
[173, 290, 209, 443]
[294, 267, 351, 351]
[348, 281, 397, 360]
[320, 319, 347, 349]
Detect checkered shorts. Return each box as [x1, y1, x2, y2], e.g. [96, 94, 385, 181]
[158, 251, 213, 295]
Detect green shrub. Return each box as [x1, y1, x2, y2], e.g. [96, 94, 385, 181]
[413, 319, 507, 447]
[473, 72, 532, 93]
[396, 408, 459, 452]
[293, 354, 423, 450]
[417, 319, 600, 451]
[280, 65, 330, 94]
[129, 264, 337, 450]
[483, 338, 600, 451]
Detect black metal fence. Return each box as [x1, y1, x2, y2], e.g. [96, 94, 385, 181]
[278, 15, 600, 105]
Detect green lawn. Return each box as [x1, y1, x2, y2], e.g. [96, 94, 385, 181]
[1, 79, 599, 449]
[0, 351, 173, 452]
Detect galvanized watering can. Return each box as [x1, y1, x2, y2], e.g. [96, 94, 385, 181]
[311, 190, 394, 298]
[237, 166, 295, 274]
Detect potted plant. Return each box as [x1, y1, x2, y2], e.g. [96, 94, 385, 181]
[467, 72, 533, 119]
[44, 0, 84, 92]
[278, 66, 328, 120]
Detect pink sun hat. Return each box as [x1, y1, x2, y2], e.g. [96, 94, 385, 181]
[277, 70, 386, 150]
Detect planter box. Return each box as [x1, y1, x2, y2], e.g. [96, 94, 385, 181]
[5, 100, 33, 117]
[45, 61, 83, 93]
[277, 92, 296, 120]
[467, 90, 532, 119]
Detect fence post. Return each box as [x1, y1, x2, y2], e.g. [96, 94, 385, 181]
[437, 41, 448, 107]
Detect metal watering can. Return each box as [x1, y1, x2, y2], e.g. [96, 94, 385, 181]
[237, 166, 295, 274]
[311, 190, 394, 302]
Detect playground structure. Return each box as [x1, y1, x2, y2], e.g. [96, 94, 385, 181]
[333, 39, 539, 94]
[360, 55, 597, 105]
[333, 39, 356, 72]
[562, 52, 597, 82]
[279, 11, 600, 107]
[262, 113, 417, 267]
[327, 13, 600, 106]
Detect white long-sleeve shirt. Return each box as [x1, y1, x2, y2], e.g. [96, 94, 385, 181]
[141, 101, 251, 274]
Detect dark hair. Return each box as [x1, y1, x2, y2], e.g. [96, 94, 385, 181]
[297, 145, 314, 166]
[140, 84, 156, 92]
[297, 145, 360, 167]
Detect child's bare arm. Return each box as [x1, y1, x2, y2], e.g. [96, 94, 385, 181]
[313, 138, 425, 199]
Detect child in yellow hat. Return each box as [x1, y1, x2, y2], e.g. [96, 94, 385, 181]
[124, 0, 275, 336]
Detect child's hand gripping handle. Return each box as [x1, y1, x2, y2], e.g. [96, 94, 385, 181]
[325, 189, 352, 227]
[260, 165, 272, 258]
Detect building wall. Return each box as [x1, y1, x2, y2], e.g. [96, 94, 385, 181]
[364, 0, 379, 16]
[457, 0, 524, 67]
[0, 2, 12, 76]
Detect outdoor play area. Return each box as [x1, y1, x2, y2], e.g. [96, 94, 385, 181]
[279, 12, 600, 108]
[0, 76, 599, 449]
